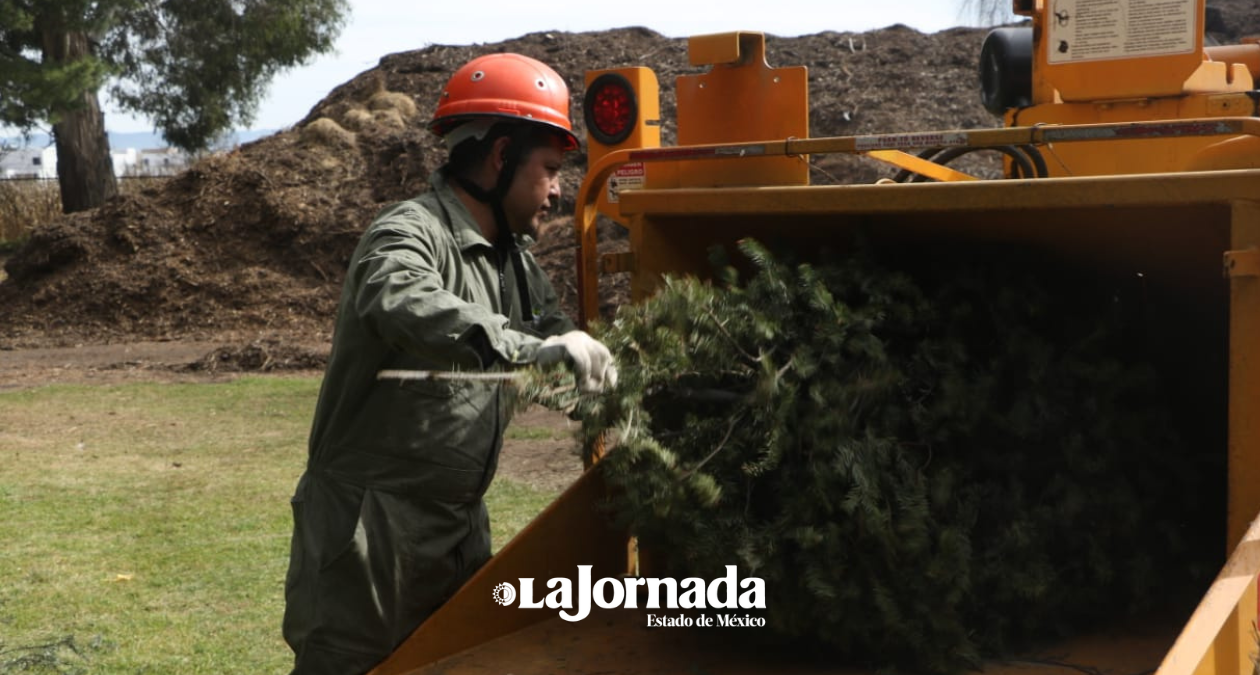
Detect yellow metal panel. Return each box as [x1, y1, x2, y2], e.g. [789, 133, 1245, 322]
[1228, 202, 1260, 550]
[864, 149, 979, 182]
[614, 169, 1259, 217]
[675, 32, 809, 187]
[1207, 94, 1256, 117]
[687, 31, 743, 66]
[1038, 0, 1206, 102]
[367, 468, 627, 675]
[1156, 513, 1260, 675]
[404, 605, 1181, 675]
[1010, 97, 1259, 176]
[1189, 135, 1260, 172]
[583, 67, 661, 168]
[1183, 61, 1255, 94]
[583, 67, 662, 229]
[580, 167, 1252, 333]
[1224, 248, 1260, 278]
[1205, 43, 1260, 79]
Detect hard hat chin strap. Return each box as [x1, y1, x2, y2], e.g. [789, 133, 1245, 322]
[450, 131, 536, 323]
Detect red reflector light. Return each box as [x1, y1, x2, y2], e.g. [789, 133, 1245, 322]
[584, 73, 637, 145]
[592, 88, 632, 136]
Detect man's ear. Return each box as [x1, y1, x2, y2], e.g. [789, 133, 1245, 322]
[491, 136, 512, 172]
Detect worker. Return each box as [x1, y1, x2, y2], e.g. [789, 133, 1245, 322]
[281, 53, 617, 675]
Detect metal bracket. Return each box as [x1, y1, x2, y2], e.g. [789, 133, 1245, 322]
[1224, 248, 1260, 278]
[864, 149, 979, 182]
[601, 252, 637, 275]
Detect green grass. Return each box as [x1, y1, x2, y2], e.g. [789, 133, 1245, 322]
[0, 377, 559, 674]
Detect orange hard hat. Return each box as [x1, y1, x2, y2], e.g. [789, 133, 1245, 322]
[431, 53, 579, 151]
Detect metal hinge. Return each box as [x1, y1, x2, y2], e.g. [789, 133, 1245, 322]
[1224, 248, 1259, 278]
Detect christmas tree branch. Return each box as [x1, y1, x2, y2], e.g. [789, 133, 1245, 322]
[680, 412, 744, 479]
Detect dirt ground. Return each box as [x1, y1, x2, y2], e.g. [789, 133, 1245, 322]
[4, 2, 1260, 489]
[0, 20, 1020, 348]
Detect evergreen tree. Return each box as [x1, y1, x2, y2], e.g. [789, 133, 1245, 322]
[563, 239, 1213, 674]
[0, 0, 346, 212]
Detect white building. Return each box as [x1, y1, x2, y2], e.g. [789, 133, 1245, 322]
[0, 146, 57, 179]
[136, 147, 192, 176]
[111, 148, 138, 176]
[0, 143, 190, 179]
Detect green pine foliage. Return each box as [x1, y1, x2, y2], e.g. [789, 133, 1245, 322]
[569, 239, 1208, 674]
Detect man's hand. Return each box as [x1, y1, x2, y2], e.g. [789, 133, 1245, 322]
[536, 331, 618, 393]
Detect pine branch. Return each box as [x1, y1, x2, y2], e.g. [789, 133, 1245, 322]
[701, 303, 760, 366]
[571, 238, 1204, 675]
[679, 412, 744, 479]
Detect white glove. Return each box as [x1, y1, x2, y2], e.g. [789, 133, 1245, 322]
[536, 331, 618, 393]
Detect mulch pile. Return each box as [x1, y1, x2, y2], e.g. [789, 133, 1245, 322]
[3, 3, 1258, 349]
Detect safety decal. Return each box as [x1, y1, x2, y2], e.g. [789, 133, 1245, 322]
[607, 161, 646, 204]
[854, 132, 969, 152]
[1046, 0, 1197, 64]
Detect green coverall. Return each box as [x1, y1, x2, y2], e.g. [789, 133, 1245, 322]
[282, 169, 575, 674]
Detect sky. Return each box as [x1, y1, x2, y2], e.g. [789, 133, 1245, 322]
[102, 0, 991, 134]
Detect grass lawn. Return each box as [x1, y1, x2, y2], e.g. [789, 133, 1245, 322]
[0, 377, 560, 674]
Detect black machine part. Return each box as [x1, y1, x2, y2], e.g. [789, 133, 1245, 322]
[979, 27, 1033, 115]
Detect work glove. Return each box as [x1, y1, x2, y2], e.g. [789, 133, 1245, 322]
[536, 331, 618, 393]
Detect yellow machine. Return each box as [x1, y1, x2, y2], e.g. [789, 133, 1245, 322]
[369, 0, 1260, 672]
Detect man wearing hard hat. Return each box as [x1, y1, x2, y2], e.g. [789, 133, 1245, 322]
[282, 53, 616, 675]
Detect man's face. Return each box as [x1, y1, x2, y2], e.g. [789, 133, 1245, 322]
[503, 136, 565, 240]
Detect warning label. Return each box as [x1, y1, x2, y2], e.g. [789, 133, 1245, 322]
[1046, 0, 1196, 64]
[854, 132, 968, 152]
[607, 162, 645, 204]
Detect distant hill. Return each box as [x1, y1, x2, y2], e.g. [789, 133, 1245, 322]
[2, 129, 278, 151]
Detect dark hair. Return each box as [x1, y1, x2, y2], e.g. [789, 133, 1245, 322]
[444, 121, 564, 181]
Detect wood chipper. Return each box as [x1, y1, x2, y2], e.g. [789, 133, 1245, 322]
[368, 0, 1260, 672]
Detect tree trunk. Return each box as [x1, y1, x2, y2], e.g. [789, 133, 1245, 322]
[41, 29, 117, 214]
